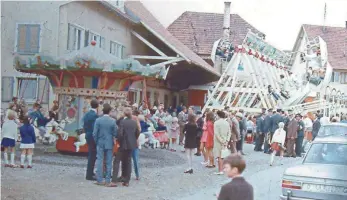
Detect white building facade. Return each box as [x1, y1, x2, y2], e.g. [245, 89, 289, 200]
[1, 1, 193, 110]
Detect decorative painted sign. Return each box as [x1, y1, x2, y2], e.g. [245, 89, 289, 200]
[242, 31, 291, 64]
[54, 87, 128, 98]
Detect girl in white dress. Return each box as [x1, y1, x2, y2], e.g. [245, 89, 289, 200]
[270, 122, 286, 166]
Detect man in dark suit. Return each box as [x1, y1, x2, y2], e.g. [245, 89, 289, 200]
[286, 112, 298, 157]
[295, 114, 305, 157]
[83, 99, 99, 181]
[217, 154, 253, 200]
[263, 108, 273, 154]
[238, 109, 247, 155]
[270, 109, 284, 134]
[114, 107, 140, 186]
[93, 103, 118, 186]
[312, 113, 321, 140]
[254, 110, 266, 151]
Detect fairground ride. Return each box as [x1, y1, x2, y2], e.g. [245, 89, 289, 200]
[202, 30, 346, 116]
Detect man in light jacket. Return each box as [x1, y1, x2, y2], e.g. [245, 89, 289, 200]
[93, 104, 118, 187]
[213, 110, 231, 175]
[227, 111, 240, 154]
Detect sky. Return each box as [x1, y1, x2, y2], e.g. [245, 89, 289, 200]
[139, 0, 347, 50]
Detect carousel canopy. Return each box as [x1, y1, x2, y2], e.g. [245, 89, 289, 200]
[14, 41, 170, 80]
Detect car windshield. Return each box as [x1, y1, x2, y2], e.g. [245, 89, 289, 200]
[304, 143, 347, 165]
[318, 125, 347, 137]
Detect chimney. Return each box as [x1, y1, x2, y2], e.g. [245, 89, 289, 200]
[223, 1, 231, 40]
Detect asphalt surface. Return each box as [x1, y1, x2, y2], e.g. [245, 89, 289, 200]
[1, 143, 302, 200]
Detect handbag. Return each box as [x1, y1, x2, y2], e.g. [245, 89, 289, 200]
[221, 146, 231, 159]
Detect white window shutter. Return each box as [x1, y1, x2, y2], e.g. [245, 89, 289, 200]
[1, 77, 14, 102]
[28, 24, 40, 53]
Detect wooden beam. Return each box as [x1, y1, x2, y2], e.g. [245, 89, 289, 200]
[149, 58, 185, 69]
[129, 55, 178, 60]
[140, 22, 190, 62]
[131, 31, 167, 56]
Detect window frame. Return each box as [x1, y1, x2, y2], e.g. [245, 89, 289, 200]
[67, 23, 85, 51]
[340, 72, 347, 84]
[14, 23, 42, 55]
[85, 30, 105, 49]
[16, 77, 39, 103]
[110, 40, 125, 59]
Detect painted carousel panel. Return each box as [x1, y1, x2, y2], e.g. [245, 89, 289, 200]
[58, 94, 80, 134]
[54, 87, 128, 98]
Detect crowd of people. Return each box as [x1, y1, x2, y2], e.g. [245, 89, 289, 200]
[1, 97, 59, 168]
[2, 95, 347, 199]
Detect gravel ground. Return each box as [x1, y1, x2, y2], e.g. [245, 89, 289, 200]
[1, 144, 301, 200]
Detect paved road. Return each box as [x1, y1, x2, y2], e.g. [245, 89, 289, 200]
[177, 148, 302, 200]
[1, 144, 302, 200]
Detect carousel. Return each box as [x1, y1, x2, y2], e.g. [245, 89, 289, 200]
[14, 41, 170, 153]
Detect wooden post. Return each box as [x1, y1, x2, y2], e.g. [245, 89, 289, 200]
[143, 78, 147, 105]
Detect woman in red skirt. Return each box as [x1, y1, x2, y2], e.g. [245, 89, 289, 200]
[205, 111, 215, 168]
[270, 122, 286, 166]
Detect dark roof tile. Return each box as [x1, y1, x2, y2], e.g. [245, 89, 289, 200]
[167, 11, 264, 55]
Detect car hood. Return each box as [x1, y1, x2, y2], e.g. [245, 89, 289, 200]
[284, 164, 347, 181]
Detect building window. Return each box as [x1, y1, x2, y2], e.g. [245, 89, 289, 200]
[67, 24, 84, 50]
[110, 41, 125, 58]
[340, 72, 347, 84]
[16, 24, 41, 54]
[17, 78, 38, 101]
[331, 72, 340, 83]
[84, 31, 105, 49]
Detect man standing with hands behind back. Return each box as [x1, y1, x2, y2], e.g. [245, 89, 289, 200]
[116, 107, 140, 187]
[83, 99, 99, 181]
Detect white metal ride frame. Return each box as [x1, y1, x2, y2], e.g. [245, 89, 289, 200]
[202, 31, 340, 115]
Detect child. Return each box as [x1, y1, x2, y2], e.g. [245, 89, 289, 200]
[19, 116, 36, 168]
[183, 114, 198, 174]
[270, 122, 286, 166]
[217, 154, 253, 200]
[74, 129, 86, 152]
[1, 110, 19, 167]
[169, 117, 180, 152]
[156, 119, 168, 148]
[156, 119, 167, 131]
